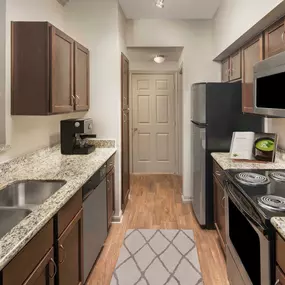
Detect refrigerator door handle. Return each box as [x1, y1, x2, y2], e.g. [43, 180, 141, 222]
[191, 120, 208, 127]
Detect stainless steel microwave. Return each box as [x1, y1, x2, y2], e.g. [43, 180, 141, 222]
[253, 51, 285, 117]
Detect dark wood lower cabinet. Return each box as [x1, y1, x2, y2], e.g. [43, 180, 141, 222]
[57, 209, 83, 285]
[107, 168, 115, 230]
[213, 175, 226, 254]
[23, 248, 55, 285]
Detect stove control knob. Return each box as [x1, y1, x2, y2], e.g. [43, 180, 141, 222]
[75, 122, 80, 128]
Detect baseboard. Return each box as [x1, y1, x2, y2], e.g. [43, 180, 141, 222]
[181, 195, 192, 203]
[112, 210, 123, 223]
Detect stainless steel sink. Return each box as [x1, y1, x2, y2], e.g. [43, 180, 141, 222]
[0, 180, 66, 210]
[0, 208, 32, 238]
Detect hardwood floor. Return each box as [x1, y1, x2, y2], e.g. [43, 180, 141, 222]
[87, 174, 229, 285]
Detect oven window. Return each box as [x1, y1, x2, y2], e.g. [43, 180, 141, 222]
[256, 72, 285, 108]
[229, 199, 261, 284]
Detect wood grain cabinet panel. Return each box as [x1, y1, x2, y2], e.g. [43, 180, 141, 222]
[23, 248, 56, 285]
[265, 19, 285, 58]
[74, 42, 90, 111]
[221, 59, 230, 82]
[11, 22, 89, 115]
[57, 209, 83, 285]
[51, 27, 74, 114]
[107, 168, 115, 230]
[241, 35, 263, 113]
[213, 174, 226, 255]
[276, 265, 285, 285]
[230, 51, 241, 81]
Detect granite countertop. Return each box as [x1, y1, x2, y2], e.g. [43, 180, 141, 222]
[271, 217, 285, 239]
[0, 142, 116, 270]
[211, 152, 285, 170]
[211, 152, 285, 239]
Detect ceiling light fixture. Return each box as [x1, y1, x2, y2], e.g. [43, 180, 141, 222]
[154, 55, 165, 64]
[156, 0, 164, 8]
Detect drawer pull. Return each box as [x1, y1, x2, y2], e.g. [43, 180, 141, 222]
[215, 171, 221, 176]
[221, 197, 226, 209]
[59, 244, 66, 264]
[49, 258, 57, 279]
[275, 280, 281, 285]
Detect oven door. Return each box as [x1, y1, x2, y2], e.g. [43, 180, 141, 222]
[224, 181, 272, 285]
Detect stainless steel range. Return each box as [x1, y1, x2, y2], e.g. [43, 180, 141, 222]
[224, 169, 285, 285]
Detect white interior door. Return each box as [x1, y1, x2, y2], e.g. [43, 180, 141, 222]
[132, 74, 176, 173]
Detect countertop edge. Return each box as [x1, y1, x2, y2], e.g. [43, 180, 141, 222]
[271, 217, 285, 240]
[0, 147, 117, 271]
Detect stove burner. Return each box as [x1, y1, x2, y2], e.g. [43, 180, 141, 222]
[270, 171, 285, 182]
[258, 195, 285, 212]
[235, 172, 270, 186]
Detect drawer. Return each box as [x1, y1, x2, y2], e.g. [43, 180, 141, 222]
[3, 219, 53, 285]
[57, 189, 82, 237]
[277, 233, 285, 273]
[213, 160, 225, 185]
[276, 265, 285, 285]
[107, 155, 115, 173]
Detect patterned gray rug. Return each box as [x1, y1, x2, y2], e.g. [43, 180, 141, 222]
[111, 229, 203, 285]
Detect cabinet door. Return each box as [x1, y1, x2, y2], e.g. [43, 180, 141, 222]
[74, 42, 89, 111]
[121, 53, 130, 212]
[213, 175, 226, 254]
[221, 59, 229, 82]
[23, 248, 56, 285]
[230, 51, 241, 81]
[276, 265, 285, 285]
[106, 168, 115, 230]
[265, 19, 285, 58]
[57, 209, 83, 285]
[242, 36, 263, 113]
[50, 26, 74, 114]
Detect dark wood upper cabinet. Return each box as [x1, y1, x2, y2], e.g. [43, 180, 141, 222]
[74, 42, 90, 111]
[107, 168, 115, 230]
[51, 26, 74, 114]
[229, 51, 241, 81]
[57, 209, 83, 285]
[11, 22, 89, 115]
[265, 18, 285, 58]
[221, 59, 229, 82]
[241, 35, 263, 113]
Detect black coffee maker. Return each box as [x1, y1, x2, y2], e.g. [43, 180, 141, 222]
[60, 118, 97, 155]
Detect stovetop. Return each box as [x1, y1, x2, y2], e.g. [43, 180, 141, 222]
[225, 169, 285, 223]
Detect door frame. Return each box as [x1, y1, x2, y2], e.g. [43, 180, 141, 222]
[129, 71, 180, 174]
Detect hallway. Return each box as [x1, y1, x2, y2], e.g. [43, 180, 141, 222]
[87, 175, 229, 285]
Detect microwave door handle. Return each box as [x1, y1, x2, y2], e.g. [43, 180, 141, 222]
[225, 183, 267, 234]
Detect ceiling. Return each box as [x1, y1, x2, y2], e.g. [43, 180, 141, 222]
[119, 0, 221, 20]
[127, 47, 183, 62]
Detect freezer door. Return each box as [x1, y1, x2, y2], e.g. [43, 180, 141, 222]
[192, 123, 206, 226]
[191, 84, 206, 124]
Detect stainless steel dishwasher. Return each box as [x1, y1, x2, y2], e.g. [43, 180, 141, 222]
[82, 164, 107, 283]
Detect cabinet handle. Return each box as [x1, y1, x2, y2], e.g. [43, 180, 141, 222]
[49, 258, 57, 279]
[282, 32, 285, 43]
[275, 280, 281, 285]
[215, 171, 221, 176]
[59, 244, 66, 264]
[123, 113, 127, 123]
[76, 95, 80, 100]
[221, 196, 226, 209]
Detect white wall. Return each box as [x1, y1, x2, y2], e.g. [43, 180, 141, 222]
[65, 0, 124, 218]
[129, 61, 179, 71]
[213, 0, 283, 57]
[127, 19, 220, 200]
[213, 0, 285, 148]
[0, 0, 86, 162]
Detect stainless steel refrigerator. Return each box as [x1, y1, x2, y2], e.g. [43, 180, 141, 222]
[191, 82, 263, 228]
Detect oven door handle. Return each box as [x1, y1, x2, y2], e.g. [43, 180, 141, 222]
[225, 182, 268, 235]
